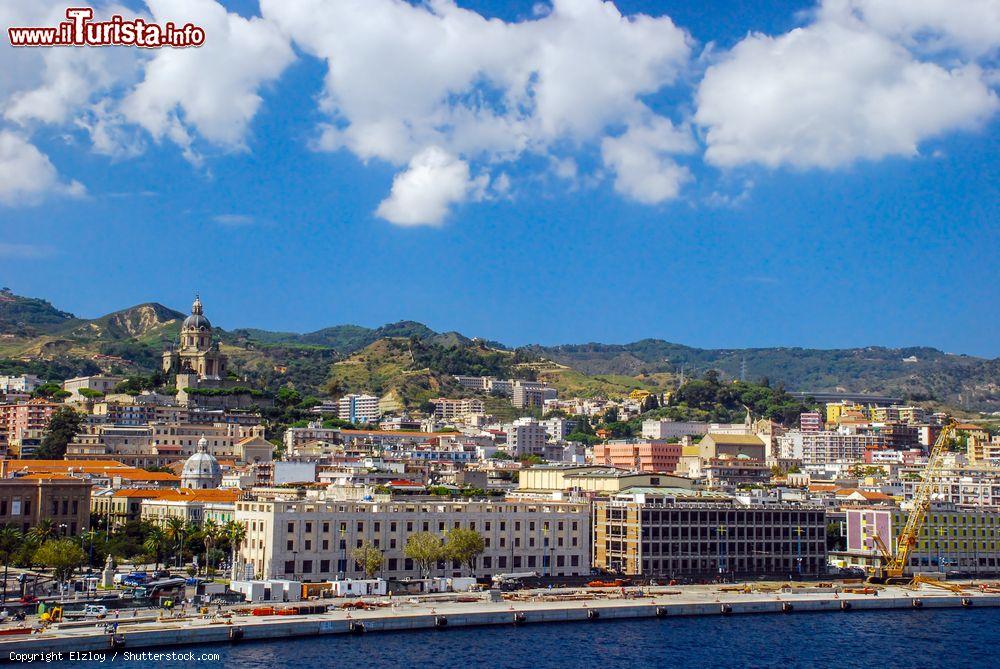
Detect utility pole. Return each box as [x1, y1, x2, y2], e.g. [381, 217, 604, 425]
[794, 527, 804, 578]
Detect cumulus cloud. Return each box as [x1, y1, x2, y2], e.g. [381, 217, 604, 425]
[695, 0, 1000, 169]
[601, 116, 695, 204]
[375, 147, 487, 226]
[121, 0, 295, 158]
[261, 0, 694, 223]
[0, 131, 84, 206]
[829, 0, 1000, 57]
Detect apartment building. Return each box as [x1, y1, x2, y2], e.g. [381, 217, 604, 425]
[508, 417, 548, 457]
[431, 397, 485, 420]
[338, 394, 380, 424]
[593, 439, 682, 473]
[0, 398, 59, 456]
[594, 492, 826, 579]
[899, 466, 1000, 507]
[0, 375, 41, 394]
[235, 497, 591, 581]
[512, 381, 557, 409]
[799, 412, 822, 432]
[778, 429, 884, 466]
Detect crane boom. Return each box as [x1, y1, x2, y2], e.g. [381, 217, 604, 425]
[877, 422, 956, 581]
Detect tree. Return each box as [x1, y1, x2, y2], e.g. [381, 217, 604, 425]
[143, 526, 168, 570]
[0, 525, 22, 605]
[444, 528, 485, 574]
[404, 532, 444, 578]
[276, 386, 302, 408]
[224, 521, 247, 579]
[352, 541, 384, 579]
[34, 539, 86, 586]
[200, 519, 221, 577]
[26, 518, 58, 545]
[164, 517, 186, 567]
[37, 407, 84, 460]
[76, 388, 103, 399]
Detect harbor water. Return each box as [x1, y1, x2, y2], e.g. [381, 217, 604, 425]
[57, 606, 1000, 669]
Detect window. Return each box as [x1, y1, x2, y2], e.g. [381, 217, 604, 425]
[287, 540, 294, 550]
[287, 522, 294, 533]
[284, 560, 295, 574]
[302, 560, 313, 573]
[322, 522, 330, 533]
[320, 560, 330, 572]
[305, 522, 312, 533]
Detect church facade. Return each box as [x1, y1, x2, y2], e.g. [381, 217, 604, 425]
[162, 296, 228, 380]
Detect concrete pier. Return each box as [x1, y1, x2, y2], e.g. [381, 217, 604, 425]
[2, 587, 996, 659]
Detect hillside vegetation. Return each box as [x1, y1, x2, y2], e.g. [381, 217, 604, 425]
[1, 289, 997, 411]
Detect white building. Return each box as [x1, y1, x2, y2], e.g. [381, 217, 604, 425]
[0, 375, 41, 394]
[779, 429, 884, 466]
[62, 375, 125, 399]
[337, 394, 380, 424]
[641, 420, 710, 440]
[235, 496, 591, 582]
[508, 417, 548, 457]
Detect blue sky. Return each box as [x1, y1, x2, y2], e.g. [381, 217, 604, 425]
[0, 0, 997, 356]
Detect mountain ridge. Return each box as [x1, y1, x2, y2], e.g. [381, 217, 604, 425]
[0, 290, 997, 410]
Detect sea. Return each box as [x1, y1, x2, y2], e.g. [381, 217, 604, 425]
[51, 607, 999, 669]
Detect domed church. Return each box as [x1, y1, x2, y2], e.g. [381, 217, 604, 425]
[162, 295, 228, 380]
[180, 436, 223, 489]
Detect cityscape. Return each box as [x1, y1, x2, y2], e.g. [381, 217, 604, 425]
[2, 0, 999, 667]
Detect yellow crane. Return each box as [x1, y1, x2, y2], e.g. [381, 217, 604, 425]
[868, 421, 956, 584]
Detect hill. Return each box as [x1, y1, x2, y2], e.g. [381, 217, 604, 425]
[0, 289, 997, 411]
[530, 342, 1000, 410]
[0, 289, 75, 336]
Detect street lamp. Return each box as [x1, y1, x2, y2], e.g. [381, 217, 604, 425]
[339, 527, 346, 580]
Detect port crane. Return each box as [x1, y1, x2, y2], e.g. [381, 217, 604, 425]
[867, 422, 957, 584]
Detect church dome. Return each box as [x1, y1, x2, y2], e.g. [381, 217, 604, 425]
[181, 436, 222, 489]
[182, 296, 212, 331]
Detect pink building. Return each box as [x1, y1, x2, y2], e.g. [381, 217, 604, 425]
[593, 439, 681, 473]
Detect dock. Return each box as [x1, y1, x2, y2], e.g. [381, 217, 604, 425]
[2, 586, 997, 658]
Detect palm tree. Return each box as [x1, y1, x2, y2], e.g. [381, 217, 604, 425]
[163, 518, 186, 568]
[0, 525, 23, 605]
[26, 518, 58, 545]
[142, 527, 167, 570]
[201, 519, 220, 577]
[224, 521, 247, 580]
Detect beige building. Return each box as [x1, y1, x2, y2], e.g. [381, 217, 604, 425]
[517, 464, 694, 496]
[431, 397, 485, 420]
[66, 422, 270, 467]
[698, 433, 766, 461]
[139, 488, 240, 526]
[236, 496, 591, 581]
[62, 375, 125, 399]
[0, 476, 92, 534]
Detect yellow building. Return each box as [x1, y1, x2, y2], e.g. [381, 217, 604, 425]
[826, 401, 865, 424]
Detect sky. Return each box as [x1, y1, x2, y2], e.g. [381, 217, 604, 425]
[0, 0, 998, 356]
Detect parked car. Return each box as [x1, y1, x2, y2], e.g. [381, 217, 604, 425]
[152, 570, 172, 579]
[121, 572, 149, 586]
[82, 604, 108, 618]
[18, 595, 37, 604]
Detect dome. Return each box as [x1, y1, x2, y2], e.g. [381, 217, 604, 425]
[181, 436, 222, 489]
[182, 295, 212, 331]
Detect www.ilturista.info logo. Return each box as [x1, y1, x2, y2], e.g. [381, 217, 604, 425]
[8, 7, 205, 48]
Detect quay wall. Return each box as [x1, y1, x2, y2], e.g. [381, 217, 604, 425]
[3, 593, 997, 658]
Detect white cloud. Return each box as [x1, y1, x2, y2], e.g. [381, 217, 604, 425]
[0, 131, 84, 206]
[375, 147, 486, 226]
[696, 3, 999, 169]
[601, 116, 694, 203]
[261, 0, 693, 219]
[828, 0, 1000, 57]
[121, 0, 295, 157]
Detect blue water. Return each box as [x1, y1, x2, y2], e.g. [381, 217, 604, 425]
[52, 608, 999, 669]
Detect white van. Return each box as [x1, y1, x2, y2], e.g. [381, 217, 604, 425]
[83, 605, 108, 618]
